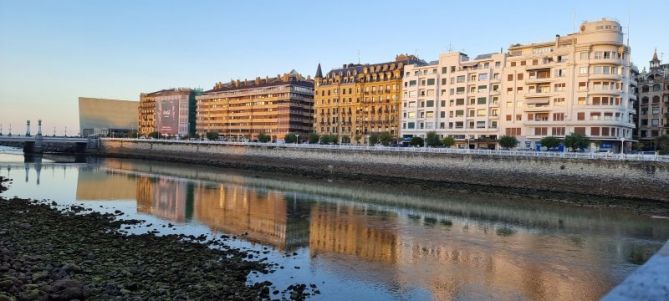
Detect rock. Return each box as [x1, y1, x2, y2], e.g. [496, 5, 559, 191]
[0, 294, 14, 301]
[49, 279, 84, 301]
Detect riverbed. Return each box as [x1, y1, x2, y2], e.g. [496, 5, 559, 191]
[2, 147, 669, 301]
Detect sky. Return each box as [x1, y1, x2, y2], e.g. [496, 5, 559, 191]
[1, 0, 668, 135]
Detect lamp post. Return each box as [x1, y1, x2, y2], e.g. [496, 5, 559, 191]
[296, 134, 300, 145]
[620, 137, 625, 155]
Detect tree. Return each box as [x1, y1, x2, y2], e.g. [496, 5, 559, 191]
[656, 135, 669, 155]
[308, 132, 320, 144]
[148, 131, 160, 139]
[499, 135, 519, 149]
[409, 136, 424, 147]
[284, 133, 297, 143]
[368, 133, 380, 146]
[258, 132, 271, 143]
[206, 131, 219, 141]
[540, 136, 561, 150]
[320, 134, 338, 144]
[354, 135, 362, 144]
[425, 131, 442, 147]
[379, 132, 394, 146]
[442, 136, 455, 148]
[564, 133, 590, 151]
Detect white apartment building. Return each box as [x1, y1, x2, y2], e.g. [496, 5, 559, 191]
[401, 52, 505, 149]
[401, 18, 635, 151]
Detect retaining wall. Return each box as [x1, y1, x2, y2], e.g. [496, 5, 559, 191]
[99, 140, 669, 202]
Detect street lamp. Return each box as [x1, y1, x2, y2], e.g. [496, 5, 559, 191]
[296, 134, 300, 145]
[620, 137, 625, 155]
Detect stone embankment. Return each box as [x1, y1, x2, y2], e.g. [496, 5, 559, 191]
[99, 140, 669, 202]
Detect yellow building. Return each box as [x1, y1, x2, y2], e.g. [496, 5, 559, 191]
[138, 93, 156, 136]
[196, 71, 314, 141]
[314, 54, 423, 144]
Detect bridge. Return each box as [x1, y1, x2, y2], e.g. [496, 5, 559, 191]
[0, 135, 97, 153]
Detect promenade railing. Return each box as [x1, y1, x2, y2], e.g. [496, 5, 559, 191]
[102, 138, 669, 163]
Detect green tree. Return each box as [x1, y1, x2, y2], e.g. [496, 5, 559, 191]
[425, 131, 442, 147]
[308, 132, 320, 144]
[205, 131, 219, 141]
[409, 136, 424, 147]
[540, 136, 561, 150]
[148, 131, 160, 139]
[320, 134, 338, 144]
[368, 133, 380, 146]
[656, 135, 669, 155]
[564, 133, 590, 151]
[499, 135, 519, 149]
[379, 132, 394, 146]
[258, 132, 271, 143]
[284, 133, 297, 143]
[442, 136, 455, 148]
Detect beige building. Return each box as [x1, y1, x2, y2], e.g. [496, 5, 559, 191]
[401, 52, 504, 149]
[401, 19, 635, 151]
[315, 55, 423, 144]
[502, 18, 634, 151]
[196, 71, 314, 141]
[637, 50, 669, 147]
[139, 88, 200, 138]
[78, 97, 138, 137]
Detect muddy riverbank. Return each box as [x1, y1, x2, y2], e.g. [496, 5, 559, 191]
[0, 177, 316, 301]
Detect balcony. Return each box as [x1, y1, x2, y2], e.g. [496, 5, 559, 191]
[588, 73, 622, 81]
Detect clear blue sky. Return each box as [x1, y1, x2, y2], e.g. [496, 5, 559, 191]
[1, 0, 668, 135]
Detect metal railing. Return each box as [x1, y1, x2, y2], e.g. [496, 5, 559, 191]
[103, 138, 669, 163]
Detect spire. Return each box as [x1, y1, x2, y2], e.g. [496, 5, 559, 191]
[652, 48, 659, 62]
[315, 63, 323, 79]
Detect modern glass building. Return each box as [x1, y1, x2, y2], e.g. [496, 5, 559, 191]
[78, 97, 138, 137]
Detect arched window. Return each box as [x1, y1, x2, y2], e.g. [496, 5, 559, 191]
[653, 84, 661, 91]
[642, 97, 649, 104]
[653, 96, 660, 103]
[642, 85, 650, 93]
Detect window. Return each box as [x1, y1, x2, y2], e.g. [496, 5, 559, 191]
[456, 99, 464, 105]
[407, 122, 415, 129]
[553, 98, 565, 105]
[455, 110, 464, 117]
[574, 127, 586, 135]
[577, 112, 585, 120]
[580, 52, 588, 60]
[477, 97, 487, 105]
[477, 109, 486, 117]
[426, 100, 434, 107]
[554, 83, 566, 92]
[507, 74, 514, 81]
[591, 127, 600, 136]
[552, 127, 565, 136]
[517, 73, 524, 81]
[427, 78, 435, 86]
[534, 127, 548, 136]
[479, 73, 488, 81]
[506, 114, 512, 121]
[505, 128, 521, 136]
[456, 75, 466, 83]
[553, 113, 565, 121]
[578, 97, 586, 105]
[441, 67, 447, 74]
[578, 82, 587, 91]
[579, 67, 588, 74]
[476, 121, 486, 128]
[409, 80, 417, 87]
[426, 111, 434, 118]
[516, 114, 522, 121]
[440, 111, 446, 118]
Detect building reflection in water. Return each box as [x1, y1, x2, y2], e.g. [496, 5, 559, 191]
[193, 181, 310, 251]
[71, 159, 669, 301]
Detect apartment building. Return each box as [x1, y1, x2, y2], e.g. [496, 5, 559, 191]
[637, 50, 669, 147]
[195, 71, 313, 141]
[502, 18, 635, 151]
[314, 54, 423, 144]
[139, 88, 200, 138]
[400, 52, 505, 149]
[401, 19, 635, 151]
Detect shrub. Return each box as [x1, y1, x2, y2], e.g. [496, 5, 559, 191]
[368, 133, 380, 146]
[409, 136, 424, 147]
[148, 131, 160, 139]
[320, 134, 338, 145]
[257, 132, 271, 143]
[425, 131, 442, 147]
[499, 135, 519, 149]
[656, 135, 669, 155]
[540, 136, 561, 149]
[308, 133, 320, 144]
[564, 133, 590, 151]
[442, 136, 455, 148]
[205, 131, 219, 141]
[378, 132, 394, 146]
[284, 133, 297, 143]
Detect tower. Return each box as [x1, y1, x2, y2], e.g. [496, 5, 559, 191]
[650, 49, 661, 69]
[25, 120, 31, 137]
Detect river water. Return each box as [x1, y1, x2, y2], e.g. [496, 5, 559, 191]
[1, 147, 668, 301]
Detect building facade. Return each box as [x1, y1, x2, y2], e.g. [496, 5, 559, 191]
[400, 19, 635, 151]
[637, 50, 669, 147]
[139, 88, 200, 138]
[78, 97, 138, 137]
[401, 52, 505, 149]
[502, 18, 634, 151]
[314, 55, 423, 144]
[195, 71, 313, 141]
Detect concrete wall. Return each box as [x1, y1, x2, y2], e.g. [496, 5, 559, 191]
[99, 140, 669, 202]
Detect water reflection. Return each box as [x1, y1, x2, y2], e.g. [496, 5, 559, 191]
[2, 155, 669, 301]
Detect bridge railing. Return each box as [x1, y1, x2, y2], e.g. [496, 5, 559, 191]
[102, 138, 669, 163]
